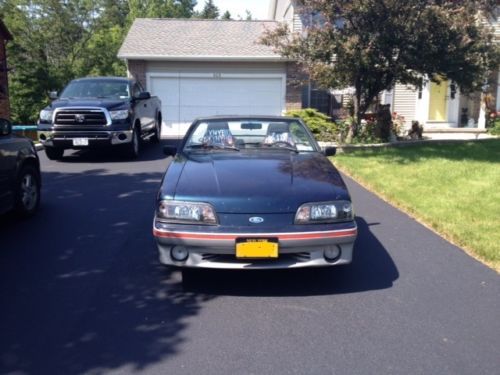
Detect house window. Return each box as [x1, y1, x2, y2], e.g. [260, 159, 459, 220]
[302, 85, 332, 116]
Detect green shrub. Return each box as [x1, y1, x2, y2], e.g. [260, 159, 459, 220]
[352, 120, 385, 144]
[286, 108, 339, 142]
[489, 118, 500, 135]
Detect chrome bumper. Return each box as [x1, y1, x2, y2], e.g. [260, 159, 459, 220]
[38, 130, 133, 147]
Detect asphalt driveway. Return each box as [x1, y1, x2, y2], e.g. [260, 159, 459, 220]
[0, 142, 498, 374]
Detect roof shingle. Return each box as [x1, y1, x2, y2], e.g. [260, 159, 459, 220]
[118, 19, 283, 61]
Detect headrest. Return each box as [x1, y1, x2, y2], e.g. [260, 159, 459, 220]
[267, 123, 290, 134]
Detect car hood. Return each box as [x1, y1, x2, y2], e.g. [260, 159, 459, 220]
[165, 151, 350, 214]
[48, 99, 129, 111]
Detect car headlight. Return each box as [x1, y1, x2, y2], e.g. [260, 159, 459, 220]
[109, 110, 129, 120]
[157, 200, 218, 225]
[39, 109, 53, 122]
[295, 201, 354, 224]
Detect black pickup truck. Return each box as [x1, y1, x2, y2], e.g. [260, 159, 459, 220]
[37, 77, 162, 160]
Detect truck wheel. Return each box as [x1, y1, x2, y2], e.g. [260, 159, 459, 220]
[125, 127, 140, 159]
[151, 115, 161, 143]
[45, 147, 64, 160]
[15, 165, 41, 218]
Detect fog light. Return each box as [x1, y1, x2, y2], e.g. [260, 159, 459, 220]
[170, 246, 189, 262]
[39, 134, 46, 141]
[118, 133, 127, 141]
[324, 246, 341, 262]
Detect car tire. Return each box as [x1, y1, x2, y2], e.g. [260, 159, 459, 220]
[45, 147, 64, 160]
[151, 115, 161, 144]
[14, 165, 40, 218]
[125, 126, 140, 159]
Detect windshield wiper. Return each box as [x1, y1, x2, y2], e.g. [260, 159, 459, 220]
[262, 142, 299, 153]
[185, 144, 240, 152]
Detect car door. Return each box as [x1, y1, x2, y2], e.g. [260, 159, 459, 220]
[135, 82, 154, 130]
[0, 127, 16, 213]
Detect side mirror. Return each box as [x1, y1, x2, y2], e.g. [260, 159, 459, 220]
[0, 118, 12, 136]
[323, 146, 336, 157]
[49, 91, 58, 100]
[136, 91, 151, 100]
[163, 146, 177, 156]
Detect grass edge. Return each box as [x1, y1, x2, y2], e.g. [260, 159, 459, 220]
[335, 163, 500, 274]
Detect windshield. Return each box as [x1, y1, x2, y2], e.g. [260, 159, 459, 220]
[184, 119, 318, 153]
[60, 80, 130, 99]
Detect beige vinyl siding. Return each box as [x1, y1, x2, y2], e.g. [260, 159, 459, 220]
[342, 94, 352, 107]
[481, 8, 499, 43]
[293, 13, 303, 32]
[274, 0, 292, 21]
[392, 83, 418, 127]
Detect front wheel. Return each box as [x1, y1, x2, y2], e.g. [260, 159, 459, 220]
[151, 115, 161, 143]
[45, 147, 64, 160]
[15, 165, 41, 217]
[125, 127, 140, 159]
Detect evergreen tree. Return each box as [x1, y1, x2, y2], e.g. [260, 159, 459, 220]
[199, 0, 219, 19]
[222, 10, 231, 20]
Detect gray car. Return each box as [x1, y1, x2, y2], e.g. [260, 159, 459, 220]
[0, 118, 41, 217]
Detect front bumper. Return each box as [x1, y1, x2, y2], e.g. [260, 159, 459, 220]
[153, 219, 357, 269]
[37, 130, 133, 148]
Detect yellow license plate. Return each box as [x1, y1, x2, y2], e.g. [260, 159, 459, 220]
[236, 238, 279, 258]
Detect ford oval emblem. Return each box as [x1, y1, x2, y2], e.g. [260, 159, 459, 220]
[249, 217, 264, 224]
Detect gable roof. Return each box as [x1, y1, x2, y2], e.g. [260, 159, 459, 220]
[118, 18, 284, 62]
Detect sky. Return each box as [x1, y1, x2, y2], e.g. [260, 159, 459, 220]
[194, 0, 271, 20]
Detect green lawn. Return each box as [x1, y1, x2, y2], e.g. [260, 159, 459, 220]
[333, 139, 500, 272]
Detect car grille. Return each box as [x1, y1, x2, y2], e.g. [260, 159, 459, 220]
[54, 109, 108, 126]
[201, 252, 311, 263]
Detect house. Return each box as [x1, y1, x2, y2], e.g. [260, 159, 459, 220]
[0, 19, 12, 120]
[385, 7, 499, 130]
[268, 0, 337, 116]
[270, 0, 500, 130]
[119, 3, 499, 137]
[118, 18, 302, 138]
[386, 7, 500, 131]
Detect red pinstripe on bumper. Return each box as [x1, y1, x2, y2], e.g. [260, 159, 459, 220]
[153, 227, 357, 241]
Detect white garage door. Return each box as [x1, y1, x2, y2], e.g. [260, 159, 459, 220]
[149, 74, 285, 138]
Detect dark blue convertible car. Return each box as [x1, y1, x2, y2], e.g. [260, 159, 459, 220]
[153, 116, 357, 269]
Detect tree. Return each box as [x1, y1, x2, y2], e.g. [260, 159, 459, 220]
[1, 0, 198, 123]
[236, 10, 253, 20]
[262, 0, 500, 140]
[199, 0, 219, 19]
[222, 10, 231, 20]
[1, 0, 102, 123]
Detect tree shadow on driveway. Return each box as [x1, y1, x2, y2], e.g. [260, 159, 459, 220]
[182, 217, 399, 296]
[0, 167, 214, 374]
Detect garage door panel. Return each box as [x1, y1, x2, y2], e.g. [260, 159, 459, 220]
[179, 78, 282, 107]
[151, 77, 179, 106]
[149, 75, 284, 138]
[180, 106, 252, 121]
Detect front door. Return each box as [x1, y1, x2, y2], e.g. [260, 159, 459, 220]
[429, 80, 448, 121]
